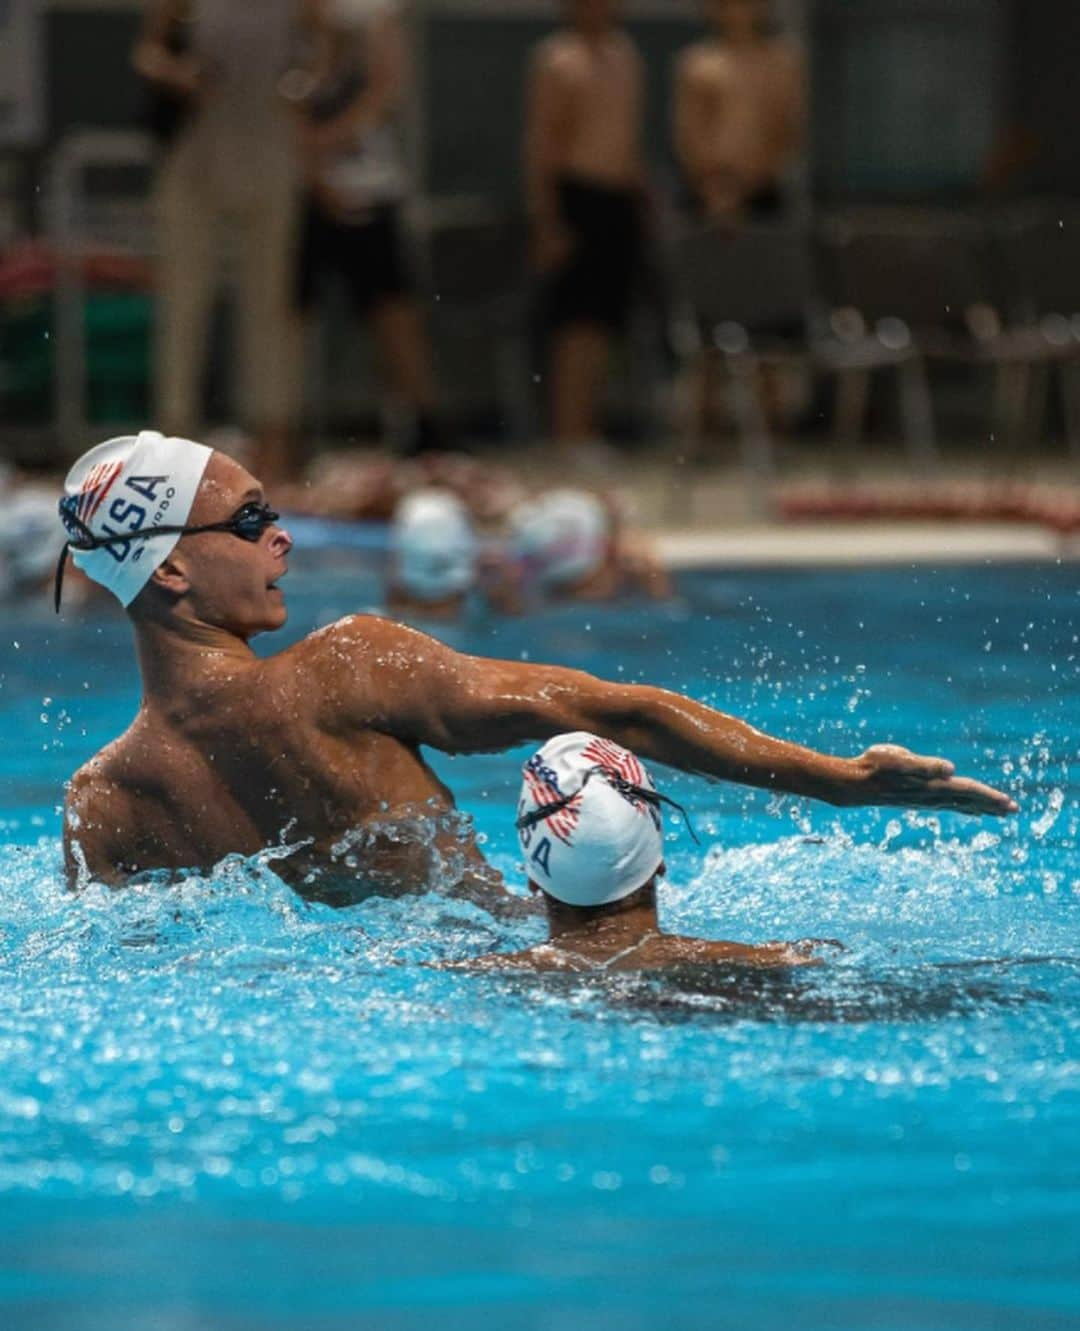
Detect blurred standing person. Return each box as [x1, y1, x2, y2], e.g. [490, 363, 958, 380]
[674, 0, 805, 222]
[291, 0, 444, 457]
[524, 0, 646, 462]
[133, 0, 303, 482]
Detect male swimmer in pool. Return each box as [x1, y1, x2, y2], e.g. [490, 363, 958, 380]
[56, 433, 1017, 905]
[441, 732, 831, 972]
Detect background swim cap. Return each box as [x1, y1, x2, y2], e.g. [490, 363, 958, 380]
[517, 732, 664, 907]
[59, 431, 212, 607]
[391, 488, 477, 603]
[0, 486, 65, 595]
[506, 489, 610, 591]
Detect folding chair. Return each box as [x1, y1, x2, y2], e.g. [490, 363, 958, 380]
[418, 206, 535, 442]
[819, 210, 1064, 452]
[669, 220, 935, 519]
[991, 201, 1080, 459]
[44, 130, 157, 454]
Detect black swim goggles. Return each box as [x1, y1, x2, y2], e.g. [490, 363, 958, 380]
[516, 764, 700, 844]
[53, 500, 280, 612]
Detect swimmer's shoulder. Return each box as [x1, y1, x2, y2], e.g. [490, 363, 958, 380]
[63, 748, 139, 886]
[66, 714, 182, 827]
[67, 731, 139, 808]
[287, 613, 462, 728]
[290, 612, 446, 672]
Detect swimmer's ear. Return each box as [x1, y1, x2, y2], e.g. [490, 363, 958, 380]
[148, 553, 191, 598]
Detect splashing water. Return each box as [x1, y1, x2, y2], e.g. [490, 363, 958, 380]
[0, 561, 1077, 1330]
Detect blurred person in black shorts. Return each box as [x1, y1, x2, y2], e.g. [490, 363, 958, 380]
[525, 0, 647, 462]
[291, 0, 444, 456]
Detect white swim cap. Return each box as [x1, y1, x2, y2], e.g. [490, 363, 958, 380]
[0, 489, 66, 591]
[516, 732, 664, 907]
[59, 431, 212, 607]
[391, 488, 476, 603]
[507, 489, 610, 590]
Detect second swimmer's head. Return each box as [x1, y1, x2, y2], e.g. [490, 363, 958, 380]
[516, 732, 666, 910]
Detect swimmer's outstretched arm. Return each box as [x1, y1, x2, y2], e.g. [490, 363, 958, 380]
[318, 617, 1017, 817]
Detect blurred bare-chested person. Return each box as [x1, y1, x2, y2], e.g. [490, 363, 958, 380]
[675, 0, 805, 222]
[524, 0, 646, 458]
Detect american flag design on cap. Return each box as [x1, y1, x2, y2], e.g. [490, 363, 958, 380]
[516, 732, 665, 908]
[64, 459, 124, 536]
[523, 754, 583, 846]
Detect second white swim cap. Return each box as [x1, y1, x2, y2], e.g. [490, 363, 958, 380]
[516, 732, 664, 907]
[506, 488, 610, 590]
[391, 488, 476, 603]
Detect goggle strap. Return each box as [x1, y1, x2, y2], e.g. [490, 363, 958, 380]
[516, 765, 700, 845]
[53, 543, 70, 614]
[50, 504, 279, 611]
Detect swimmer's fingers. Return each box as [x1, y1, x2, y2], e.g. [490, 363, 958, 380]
[921, 774, 1019, 816]
[856, 745, 1018, 815]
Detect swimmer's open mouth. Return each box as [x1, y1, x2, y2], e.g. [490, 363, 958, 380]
[268, 567, 288, 591]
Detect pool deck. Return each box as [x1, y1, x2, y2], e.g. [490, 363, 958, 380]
[653, 522, 1071, 568]
[514, 451, 1080, 568]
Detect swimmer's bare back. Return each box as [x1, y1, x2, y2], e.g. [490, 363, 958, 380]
[65, 613, 1016, 901]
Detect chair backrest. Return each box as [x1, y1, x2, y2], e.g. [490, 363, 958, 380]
[818, 210, 999, 335]
[991, 202, 1080, 322]
[45, 131, 156, 256]
[422, 212, 528, 312]
[674, 222, 813, 336]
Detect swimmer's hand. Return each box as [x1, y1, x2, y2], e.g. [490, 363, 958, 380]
[851, 744, 1018, 816]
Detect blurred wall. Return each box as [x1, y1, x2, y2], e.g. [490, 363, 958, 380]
[1008, 0, 1080, 196]
[812, 0, 1006, 200]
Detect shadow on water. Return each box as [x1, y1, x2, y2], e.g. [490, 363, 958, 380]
[483, 956, 1073, 1025]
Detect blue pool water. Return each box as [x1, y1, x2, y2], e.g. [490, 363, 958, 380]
[0, 558, 1077, 1330]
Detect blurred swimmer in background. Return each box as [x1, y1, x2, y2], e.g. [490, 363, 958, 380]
[443, 732, 830, 972]
[505, 487, 672, 604]
[386, 489, 478, 620]
[0, 465, 68, 603]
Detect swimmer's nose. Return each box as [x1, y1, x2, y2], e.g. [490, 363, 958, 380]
[269, 524, 293, 557]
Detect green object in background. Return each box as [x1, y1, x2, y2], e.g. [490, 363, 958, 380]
[0, 290, 152, 425]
